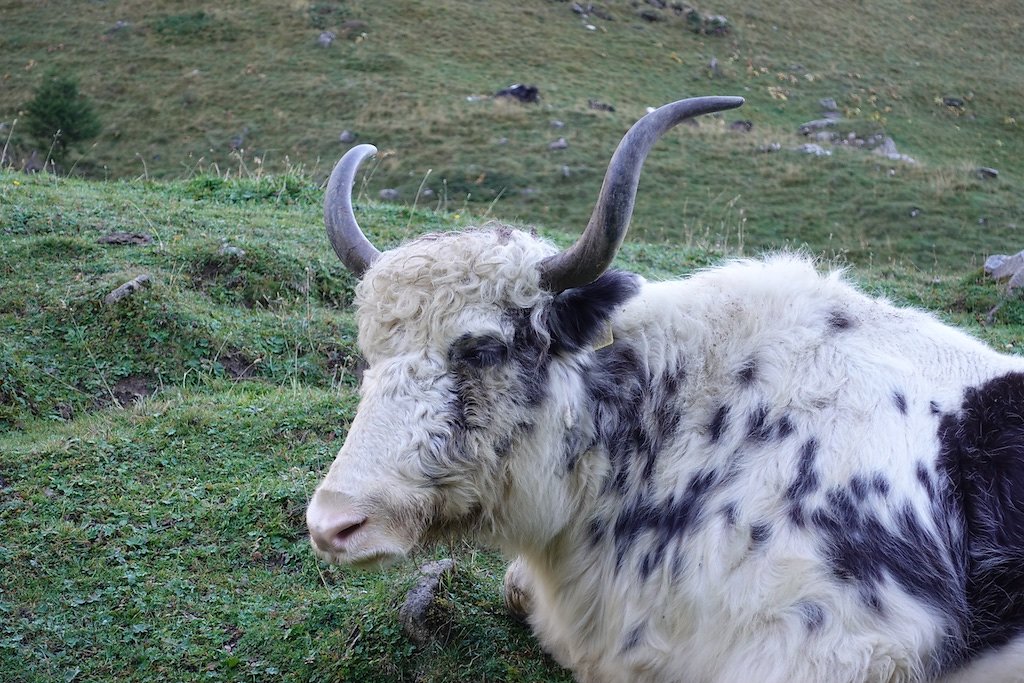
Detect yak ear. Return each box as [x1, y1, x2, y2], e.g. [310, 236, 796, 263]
[546, 271, 640, 355]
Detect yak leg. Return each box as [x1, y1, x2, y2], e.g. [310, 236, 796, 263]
[502, 556, 534, 622]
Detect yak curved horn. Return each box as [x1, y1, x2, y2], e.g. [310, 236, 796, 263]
[539, 96, 744, 293]
[324, 143, 382, 277]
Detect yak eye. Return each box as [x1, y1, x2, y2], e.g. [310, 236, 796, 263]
[451, 334, 509, 369]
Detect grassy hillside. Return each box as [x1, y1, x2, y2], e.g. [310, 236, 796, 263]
[2, 170, 1024, 682]
[2, 0, 1022, 268]
[0, 171, 575, 682]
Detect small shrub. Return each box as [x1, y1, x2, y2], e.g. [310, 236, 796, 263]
[22, 70, 101, 160]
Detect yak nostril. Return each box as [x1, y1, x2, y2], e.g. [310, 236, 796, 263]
[310, 513, 367, 552]
[331, 516, 366, 544]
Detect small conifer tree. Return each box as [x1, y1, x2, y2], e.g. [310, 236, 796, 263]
[24, 70, 101, 160]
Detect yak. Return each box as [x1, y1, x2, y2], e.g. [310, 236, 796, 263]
[305, 96, 1024, 682]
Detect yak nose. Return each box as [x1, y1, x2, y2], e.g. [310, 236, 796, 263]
[306, 491, 368, 553]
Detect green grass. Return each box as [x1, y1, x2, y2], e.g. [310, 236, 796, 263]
[3, 170, 1024, 681]
[1, 0, 1021, 269]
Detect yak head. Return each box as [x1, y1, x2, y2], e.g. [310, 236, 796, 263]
[305, 96, 743, 568]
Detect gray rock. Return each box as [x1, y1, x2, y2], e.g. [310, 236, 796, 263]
[797, 143, 832, 157]
[399, 559, 455, 646]
[561, 165, 571, 178]
[873, 137, 916, 164]
[548, 137, 569, 151]
[819, 97, 838, 112]
[379, 188, 400, 201]
[976, 167, 999, 180]
[551, 119, 565, 129]
[339, 130, 357, 143]
[219, 244, 246, 258]
[798, 119, 837, 135]
[318, 31, 336, 47]
[103, 274, 152, 306]
[985, 254, 1009, 275]
[986, 251, 1024, 281]
[105, 20, 131, 36]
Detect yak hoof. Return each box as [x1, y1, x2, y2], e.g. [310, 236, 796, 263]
[503, 557, 534, 621]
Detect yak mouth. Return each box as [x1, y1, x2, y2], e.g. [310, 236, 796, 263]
[309, 538, 409, 570]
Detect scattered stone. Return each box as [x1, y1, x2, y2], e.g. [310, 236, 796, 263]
[910, 207, 922, 218]
[797, 143, 832, 157]
[638, 8, 665, 21]
[985, 253, 1015, 276]
[729, 120, 753, 132]
[986, 251, 1024, 295]
[549, 137, 569, 151]
[104, 20, 131, 36]
[814, 131, 834, 143]
[379, 188, 400, 201]
[494, 137, 509, 146]
[494, 83, 539, 104]
[873, 137, 916, 164]
[339, 129, 356, 143]
[400, 559, 456, 647]
[942, 97, 965, 108]
[218, 243, 246, 258]
[572, 2, 587, 14]
[97, 232, 153, 246]
[798, 119, 837, 135]
[679, 5, 730, 35]
[708, 56, 721, 78]
[103, 274, 152, 305]
[819, 97, 838, 112]
[758, 142, 782, 153]
[420, 188, 435, 199]
[976, 167, 999, 180]
[551, 120, 565, 129]
[588, 99, 615, 112]
[561, 165, 571, 178]
[317, 31, 336, 48]
[229, 127, 249, 152]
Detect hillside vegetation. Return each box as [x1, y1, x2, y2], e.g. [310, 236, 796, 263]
[1, 0, 1022, 268]
[2, 0, 1024, 681]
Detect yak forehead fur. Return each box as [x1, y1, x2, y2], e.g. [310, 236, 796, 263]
[354, 227, 555, 360]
